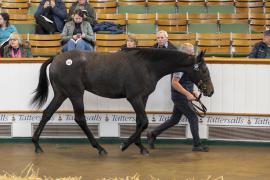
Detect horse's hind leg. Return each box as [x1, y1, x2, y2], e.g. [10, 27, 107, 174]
[121, 97, 149, 154]
[32, 95, 66, 153]
[69, 96, 107, 156]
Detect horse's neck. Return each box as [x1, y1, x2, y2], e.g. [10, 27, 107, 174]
[147, 52, 195, 80]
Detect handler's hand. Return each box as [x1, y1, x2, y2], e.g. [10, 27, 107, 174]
[193, 91, 200, 98]
[186, 92, 196, 101]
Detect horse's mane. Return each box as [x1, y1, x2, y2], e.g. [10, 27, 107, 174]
[121, 48, 193, 62]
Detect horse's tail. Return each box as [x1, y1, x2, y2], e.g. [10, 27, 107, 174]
[31, 56, 54, 109]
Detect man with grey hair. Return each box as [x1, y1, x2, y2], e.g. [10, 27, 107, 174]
[152, 30, 177, 49]
[249, 30, 270, 58]
[147, 43, 209, 152]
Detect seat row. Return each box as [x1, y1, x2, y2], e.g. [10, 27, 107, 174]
[95, 33, 261, 57]
[96, 13, 270, 33]
[1, 0, 270, 14]
[5, 13, 270, 34]
[13, 33, 262, 57]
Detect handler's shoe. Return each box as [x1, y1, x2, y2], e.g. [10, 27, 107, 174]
[147, 132, 156, 149]
[192, 145, 209, 152]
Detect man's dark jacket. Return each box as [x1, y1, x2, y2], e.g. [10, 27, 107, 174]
[152, 41, 177, 50]
[249, 41, 269, 58]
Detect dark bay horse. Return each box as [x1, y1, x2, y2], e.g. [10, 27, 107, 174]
[31, 48, 214, 156]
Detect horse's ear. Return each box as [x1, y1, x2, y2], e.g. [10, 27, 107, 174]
[197, 50, 206, 63]
[203, 49, 206, 56]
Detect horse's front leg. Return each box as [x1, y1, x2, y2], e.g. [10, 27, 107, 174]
[134, 121, 149, 156]
[32, 95, 66, 153]
[134, 96, 149, 155]
[70, 96, 107, 156]
[121, 97, 149, 154]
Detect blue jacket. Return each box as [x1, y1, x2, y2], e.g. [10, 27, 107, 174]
[0, 25, 17, 45]
[93, 22, 125, 34]
[35, 0, 67, 32]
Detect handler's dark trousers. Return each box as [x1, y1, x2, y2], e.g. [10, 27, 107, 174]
[151, 100, 201, 146]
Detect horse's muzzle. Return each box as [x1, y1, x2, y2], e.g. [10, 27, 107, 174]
[204, 89, 214, 97]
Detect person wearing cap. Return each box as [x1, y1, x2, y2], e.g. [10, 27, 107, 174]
[249, 30, 270, 58]
[147, 43, 209, 152]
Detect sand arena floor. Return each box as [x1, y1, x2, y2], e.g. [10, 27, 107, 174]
[0, 143, 269, 179]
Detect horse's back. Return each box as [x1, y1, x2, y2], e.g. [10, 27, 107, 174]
[48, 50, 149, 98]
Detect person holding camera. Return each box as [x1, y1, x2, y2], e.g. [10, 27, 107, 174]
[61, 9, 94, 52]
[34, 0, 67, 34]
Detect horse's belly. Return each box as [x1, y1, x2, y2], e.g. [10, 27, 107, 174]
[86, 87, 126, 99]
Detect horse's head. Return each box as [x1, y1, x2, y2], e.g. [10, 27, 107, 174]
[189, 50, 214, 97]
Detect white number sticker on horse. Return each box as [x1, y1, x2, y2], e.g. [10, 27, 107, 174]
[66, 59, 73, 66]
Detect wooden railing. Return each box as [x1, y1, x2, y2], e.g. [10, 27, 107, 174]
[1, 57, 270, 64]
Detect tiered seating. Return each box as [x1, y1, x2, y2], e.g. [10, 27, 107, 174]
[207, 1, 235, 13]
[148, 0, 177, 14]
[157, 14, 187, 33]
[196, 33, 231, 55]
[95, 34, 127, 52]
[188, 14, 218, 33]
[168, 33, 196, 46]
[96, 13, 126, 25]
[265, 1, 270, 13]
[218, 13, 250, 33]
[90, 0, 117, 14]
[63, 0, 76, 10]
[126, 13, 156, 34]
[94, 32, 263, 57]
[178, 0, 207, 14]
[235, 1, 264, 13]
[27, 34, 61, 56]
[250, 14, 270, 33]
[118, 0, 146, 13]
[0, 0, 30, 14]
[95, 33, 156, 52]
[1, 0, 269, 58]
[231, 33, 262, 56]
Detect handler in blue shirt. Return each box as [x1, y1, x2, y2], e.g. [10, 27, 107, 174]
[147, 43, 209, 152]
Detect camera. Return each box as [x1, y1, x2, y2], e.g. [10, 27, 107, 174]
[77, 33, 82, 38]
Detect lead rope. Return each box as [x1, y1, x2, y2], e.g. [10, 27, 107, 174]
[190, 93, 207, 117]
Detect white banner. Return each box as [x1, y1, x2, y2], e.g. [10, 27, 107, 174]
[0, 113, 269, 127]
[0, 113, 187, 124]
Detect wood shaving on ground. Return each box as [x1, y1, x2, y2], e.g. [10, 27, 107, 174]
[0, 163, 81, 180]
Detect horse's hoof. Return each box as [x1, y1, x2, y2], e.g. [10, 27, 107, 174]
[99, 149, 108, 156]
[140, 149, 150, 156]
[120, 143, 128, 152]
[35, 146, 44, 154]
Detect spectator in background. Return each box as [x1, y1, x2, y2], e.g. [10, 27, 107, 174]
[3, 32, 32, 58]
[152, 30, 177, 50]
[61, 9, 94, 52]
[120, 34, 138, 50]
[68, 0, 96, 27]
[249, 30, 270, 58]
[147, 43, 209, 152]
[0, 12, 17, 57]
[34, 0, 67, 34]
